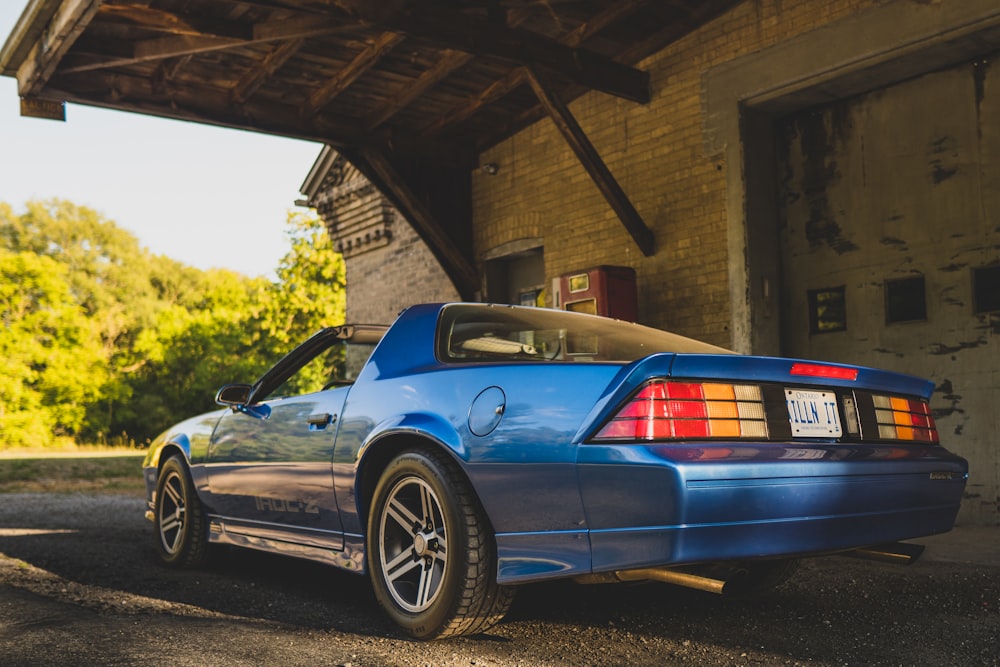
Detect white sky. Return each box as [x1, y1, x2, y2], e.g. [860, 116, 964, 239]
[0, 5, 323, 278]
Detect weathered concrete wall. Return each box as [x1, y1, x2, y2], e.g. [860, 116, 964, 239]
[777, 58, 1000, 524]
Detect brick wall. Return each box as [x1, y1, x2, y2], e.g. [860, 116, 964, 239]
[472, 0, 879, 347]
[345, 208, 460, 324]
[305, 150, 460, 325]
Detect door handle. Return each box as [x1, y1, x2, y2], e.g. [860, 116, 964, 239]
[307, 413, 335, 429]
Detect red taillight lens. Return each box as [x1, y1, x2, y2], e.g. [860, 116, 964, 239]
[594, 380, 768, 442]
[872, 395, 939, 443]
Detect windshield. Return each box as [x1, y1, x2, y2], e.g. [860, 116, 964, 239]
[437, 304, 730, 364]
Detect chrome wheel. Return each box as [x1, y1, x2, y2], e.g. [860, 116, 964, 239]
[157, 469, 187, 555]
[367, 448, 515, 639]
[152, 455, 208, 568]
[378, 475, 448, 612]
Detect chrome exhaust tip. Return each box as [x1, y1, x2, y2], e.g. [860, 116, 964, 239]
[846, 541, 925, 565]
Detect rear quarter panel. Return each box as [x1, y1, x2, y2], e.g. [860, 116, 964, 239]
[334, 362, 625, 535]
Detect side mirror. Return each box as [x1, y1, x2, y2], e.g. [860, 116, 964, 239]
[215, 383, 252, 407]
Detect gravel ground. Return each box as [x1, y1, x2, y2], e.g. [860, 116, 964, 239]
[0, 492, 997, 666]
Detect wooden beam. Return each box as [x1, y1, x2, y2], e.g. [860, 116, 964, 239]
[562, 0, 649, 48]
[16, 0, 102, 96]
[362, 8, 536, 132]
[385, 11, 649, 104]
[422, 1, 648, 137]
[525, 68, 654, 257]
[44, 68, 474, 166]
[364, 48, 470, 131]
[98, 3, 253, 39]
[305, 31, 405, 116]
[422, 67, 526, 137]
[349, 146, 479, 299]
[477, 0, 743, 149]
[231, 38, 304, 104]
[57, 17, 352, 74]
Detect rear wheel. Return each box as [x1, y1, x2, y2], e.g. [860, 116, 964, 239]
[153, 455, 208, 568]
[367, 448, 515, 639]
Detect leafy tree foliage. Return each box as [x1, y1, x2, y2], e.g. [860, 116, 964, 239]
[0, 200, 345, 448]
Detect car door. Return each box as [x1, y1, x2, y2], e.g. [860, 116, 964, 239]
[203, 328, 353, 548]
[205, 388, 348, 546]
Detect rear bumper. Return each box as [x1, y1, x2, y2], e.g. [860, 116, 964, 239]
[579, 442, 967, 575]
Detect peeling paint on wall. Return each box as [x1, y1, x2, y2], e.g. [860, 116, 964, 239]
[785, 107, 860, 255]
[927, 339, 987, 355]
[776, 55, 999, 525]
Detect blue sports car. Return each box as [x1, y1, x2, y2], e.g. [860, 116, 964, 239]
[143, 303, 968, 638]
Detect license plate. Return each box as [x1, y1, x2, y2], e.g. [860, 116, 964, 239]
[785, 389, 842, 437]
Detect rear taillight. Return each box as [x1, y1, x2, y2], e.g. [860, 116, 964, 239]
[594, 380, 768, 441]
[873, 395, 939, 443]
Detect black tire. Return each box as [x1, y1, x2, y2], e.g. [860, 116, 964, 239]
[367, 448, 515, 639]
[153, 455, 209, 568]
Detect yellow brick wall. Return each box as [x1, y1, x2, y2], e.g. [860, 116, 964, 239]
[471, 0, 880, 347]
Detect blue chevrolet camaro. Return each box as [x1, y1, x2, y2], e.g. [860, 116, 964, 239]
[143, 303, 968, 638]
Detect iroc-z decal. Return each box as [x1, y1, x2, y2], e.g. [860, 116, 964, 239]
[253, 496, 320, 514]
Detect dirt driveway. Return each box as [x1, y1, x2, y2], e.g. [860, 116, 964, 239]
[1, 492, 997, 666]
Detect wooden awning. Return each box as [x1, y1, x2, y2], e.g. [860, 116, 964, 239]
[1, 0, 741, 297]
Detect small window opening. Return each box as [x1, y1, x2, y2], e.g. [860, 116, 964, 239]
[885, 275, 926, 324]
[973, 266, 1000, 314]
[808, 286, 846, 334]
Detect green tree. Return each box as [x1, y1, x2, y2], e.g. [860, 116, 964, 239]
[0, 200, 346, 447]
[0, 249, 109, 447]
[259, 211, 347, 394]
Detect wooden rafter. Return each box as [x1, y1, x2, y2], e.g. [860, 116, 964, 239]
[305, 31, 405, 117]
[232, 37, 303, 104]
[364, 48, 469, 131]
[525, 67, 654, 257]
[58, 16, 352, 74]
[383, 10, 649, 104]
[16, 0, 102, 96]
[361, 6, 540, 132]
[422, 0, 648, 138]
[422, 67, 527, 138]
[98, 3, 252, 39]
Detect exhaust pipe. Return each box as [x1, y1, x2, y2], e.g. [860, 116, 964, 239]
[846, 541, 925, 565]
[614, 567, 728, 594]
[576, 568, 730, 594]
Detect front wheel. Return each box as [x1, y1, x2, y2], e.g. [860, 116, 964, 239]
[153, 455, 209, 568]
[367, 448, 515, 639]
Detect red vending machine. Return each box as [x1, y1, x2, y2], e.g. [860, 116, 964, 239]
[556, 265, 637, 322]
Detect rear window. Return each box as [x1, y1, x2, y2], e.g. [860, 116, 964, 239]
[437, 304, 729, 363]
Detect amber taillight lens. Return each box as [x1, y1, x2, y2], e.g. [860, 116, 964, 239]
[872, 395, 939, 443]
[593, 381, 768, 441]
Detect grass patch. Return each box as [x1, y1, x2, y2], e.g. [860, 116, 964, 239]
[0, 453, 146, 495]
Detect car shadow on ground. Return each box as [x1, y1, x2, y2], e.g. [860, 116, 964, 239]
[0, 492, 997, 665]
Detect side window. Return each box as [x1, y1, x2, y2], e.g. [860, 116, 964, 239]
[270, 345, 346, 398]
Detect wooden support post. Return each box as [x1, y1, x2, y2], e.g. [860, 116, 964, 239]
[525, 67, 655, 257]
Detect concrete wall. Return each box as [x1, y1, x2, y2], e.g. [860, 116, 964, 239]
[777, 58, 1000, 524]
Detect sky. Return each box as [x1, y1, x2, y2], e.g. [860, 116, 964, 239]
[0, 5, 323, 278]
